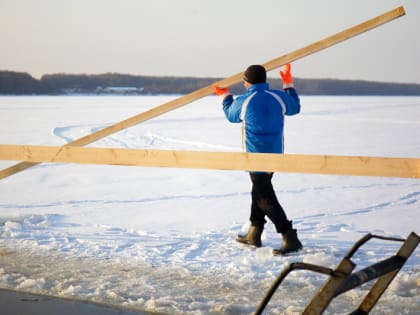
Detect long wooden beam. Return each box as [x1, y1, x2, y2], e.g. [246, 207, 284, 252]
[0, 145, 418, 179]
[0, 6, 406, 180]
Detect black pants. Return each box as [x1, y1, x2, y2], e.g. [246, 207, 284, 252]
[249, 172, 291, 233]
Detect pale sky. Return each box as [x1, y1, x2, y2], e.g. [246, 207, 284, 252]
[1, 0, 419, 83]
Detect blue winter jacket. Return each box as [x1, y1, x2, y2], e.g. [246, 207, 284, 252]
[222, 83, 300, 153]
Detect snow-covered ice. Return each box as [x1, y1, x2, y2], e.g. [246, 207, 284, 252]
[0, 95, 419, 314]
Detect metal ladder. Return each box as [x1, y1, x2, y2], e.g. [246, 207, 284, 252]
[254, 232, 419, 315]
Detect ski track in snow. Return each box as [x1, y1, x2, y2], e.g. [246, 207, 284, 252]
[1, 185, 419, 218]
[53, 120, 236, 151]
[1, 96, 419, 314]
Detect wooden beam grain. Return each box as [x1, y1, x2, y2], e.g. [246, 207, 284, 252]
[0, 144, 418, 179]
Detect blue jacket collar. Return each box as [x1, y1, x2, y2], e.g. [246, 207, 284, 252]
[247, 82, 269, 92]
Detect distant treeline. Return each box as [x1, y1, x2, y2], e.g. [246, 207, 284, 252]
[2, 70, 420, 96]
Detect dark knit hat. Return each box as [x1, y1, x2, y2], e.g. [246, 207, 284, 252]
[243, 65, 266, 84]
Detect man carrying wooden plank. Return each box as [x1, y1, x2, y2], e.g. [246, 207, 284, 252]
[213, 64, 302, 255]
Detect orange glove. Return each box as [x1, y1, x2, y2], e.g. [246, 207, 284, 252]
[212, 85, 229, 96]
[280, 63, 294, 89]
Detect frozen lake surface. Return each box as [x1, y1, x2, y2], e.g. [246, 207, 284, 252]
[0, 95, 419, 314]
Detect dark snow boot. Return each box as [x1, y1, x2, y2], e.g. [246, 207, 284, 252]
[236, 226, 263, 248]
[272, 229, 302, 255]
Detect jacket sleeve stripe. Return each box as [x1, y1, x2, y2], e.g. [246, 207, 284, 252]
[240, 91, 257, 152]
[264, 90, 286, 114]
[240, 91, 257, 122]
